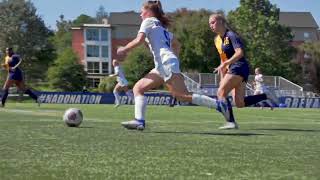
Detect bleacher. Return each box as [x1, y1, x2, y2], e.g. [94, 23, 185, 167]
[183, 73, 317, 98]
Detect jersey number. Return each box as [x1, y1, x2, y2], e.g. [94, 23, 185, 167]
[163, 30, 171, 48]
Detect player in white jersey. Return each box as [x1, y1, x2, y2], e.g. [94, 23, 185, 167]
[253, 68, 273, 110]
[116, 1, 235, 130]
[109, 59, 133, 107]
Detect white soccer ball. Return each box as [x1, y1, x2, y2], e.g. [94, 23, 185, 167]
[63, 108, 83, 127]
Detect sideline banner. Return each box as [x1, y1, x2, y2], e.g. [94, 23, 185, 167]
[37, 92, 320, 108]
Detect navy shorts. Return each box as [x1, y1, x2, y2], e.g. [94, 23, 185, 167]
[227, 61, 250, 82]
[8, 68, 23, 81]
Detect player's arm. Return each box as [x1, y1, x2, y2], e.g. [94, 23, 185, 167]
[11, 58, 22, 70]
[117, 33, 145, 56]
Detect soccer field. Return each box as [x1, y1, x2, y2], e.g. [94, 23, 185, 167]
[0, 103, 319, 180]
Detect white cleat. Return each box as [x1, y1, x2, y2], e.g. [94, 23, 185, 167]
[36, 97, 42, 107]
[265, 89, 279, 105]
[121, 119, 145, 131]
[114, 104, 120, 108]
[219, 122, 239, 130]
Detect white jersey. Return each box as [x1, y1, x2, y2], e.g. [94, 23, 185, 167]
[114, 65, 128, 86]
[138, 17, 178, 70]
[255, 74, 265, 91]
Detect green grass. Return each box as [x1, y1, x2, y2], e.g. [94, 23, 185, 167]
[0, 103, 320, 180]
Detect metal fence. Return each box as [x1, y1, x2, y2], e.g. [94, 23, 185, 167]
[183, 73, 316, 97]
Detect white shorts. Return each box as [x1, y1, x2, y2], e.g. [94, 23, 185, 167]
[117, 78, 129, 87]
[151, 58, 181, 82]
[254, 86, 267, 94]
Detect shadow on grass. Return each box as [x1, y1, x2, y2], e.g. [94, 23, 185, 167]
[146, 131, 267, 136]
[254, 128, 320, 132]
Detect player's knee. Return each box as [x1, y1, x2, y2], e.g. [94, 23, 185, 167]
[133, 84, 144, 96]
[217, 88, 227, 99]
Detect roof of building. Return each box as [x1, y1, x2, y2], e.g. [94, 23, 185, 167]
[71, 24, 111, 30]
[109, 11, 141, 25]
[279, 12, 319, 28]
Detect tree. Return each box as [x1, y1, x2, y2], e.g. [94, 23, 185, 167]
[0, 0, 55, 83]
[300, 42, 320, 92]
[96, 5, 109, 24]
[50, 15, 72, 54]
[122, 46, 154, 86]
[227, 0, 299, 80]
[169, 9, 220, 73]
[47, 48, 87, 91]
[72, 14, 96, 26]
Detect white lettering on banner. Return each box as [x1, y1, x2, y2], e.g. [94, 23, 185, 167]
[285, 97, 292, 107]
[57, 95, 64, 103]
[299, 98, 305, 108]
[306, 98, 313, 108]
[69, 95, 76, 104]
[313, 99, 319, 108]
[64, 95, 70, 104]
[292, 98, 299, 108]
[45, 94, 52, 103]
[95, 95, 102, 104]
[75, 95, 81, 104]
[51, 95, 58, 103]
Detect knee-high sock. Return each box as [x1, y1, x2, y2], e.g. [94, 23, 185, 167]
[2, 89, 9, 105]
[25, 89, 38, 100]
[226, 98, 235, 123]
[192, 94, 218, 109]
[113, 90, 120, 105]
[135, 95, 147, 121]
[244, 94, 267, 107]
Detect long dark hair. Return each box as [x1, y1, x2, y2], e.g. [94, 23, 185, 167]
[143, 1, 171, 28]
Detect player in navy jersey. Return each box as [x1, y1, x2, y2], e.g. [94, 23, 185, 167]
[0, 48, 39, 107]
[210, 13, 279, 129]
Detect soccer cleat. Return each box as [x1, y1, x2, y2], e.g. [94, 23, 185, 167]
[218, 122, 239, 130]
[36, 97, 42, 107]
[114, 104, 120, 108]
[265, 89, 279, 105]
[121, 119, 145, 131]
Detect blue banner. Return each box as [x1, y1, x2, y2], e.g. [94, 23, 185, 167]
[37, 92, 320, 108]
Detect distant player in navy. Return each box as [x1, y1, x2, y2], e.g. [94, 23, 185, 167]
[109, 59, 133, 107]
[117, 1, 237, 130]
[0, 47, 39, 107]
[253, 68, 274, 110]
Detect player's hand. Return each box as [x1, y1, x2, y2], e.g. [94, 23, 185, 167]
[117, 46, 127, 56]
[214, 62, 228, 75]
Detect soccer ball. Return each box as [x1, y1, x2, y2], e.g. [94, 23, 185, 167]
[63, 108, 83, 127]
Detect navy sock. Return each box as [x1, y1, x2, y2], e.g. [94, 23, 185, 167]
[226, 99, 235, 123]
[2, 89, 9, 106]
[244, 94, 267, 107]
[25, 89, 38, 101]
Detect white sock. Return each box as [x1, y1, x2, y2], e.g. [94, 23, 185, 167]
[113, 91, 120, 105]
[135, 95, 147, 121]
[192, 94, 218, 109]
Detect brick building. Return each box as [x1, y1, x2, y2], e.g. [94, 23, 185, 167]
[71, 11, 141, 88]
[279, 12, 319, 90]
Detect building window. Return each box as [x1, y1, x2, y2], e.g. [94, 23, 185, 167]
[101, 46, 109, 58]
[87, 78, 100, 88]
[86, 29, 99, 41]
[87, 62, 100, 74]
[87, 45, 99, 57]
[102, 62, 109, 74]
[304, 32, 310, 39]
[101, 28, 109, 41]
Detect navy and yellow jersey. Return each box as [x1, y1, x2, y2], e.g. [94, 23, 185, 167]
[214, 29, 247, 63]
[4, 55, 21, 72]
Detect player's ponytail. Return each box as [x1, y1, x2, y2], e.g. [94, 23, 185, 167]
[143, 0, 171, 28]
